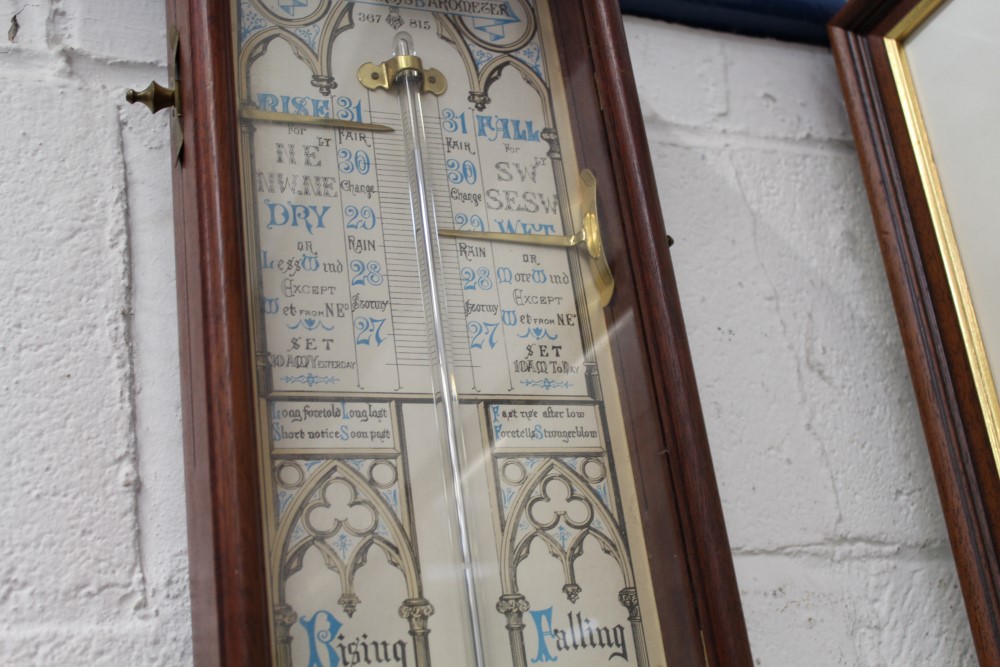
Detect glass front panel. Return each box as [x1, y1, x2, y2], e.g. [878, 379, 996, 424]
[232, 2, 668, 664]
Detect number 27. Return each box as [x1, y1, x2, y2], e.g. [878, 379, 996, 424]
[468, 321, 499, 350]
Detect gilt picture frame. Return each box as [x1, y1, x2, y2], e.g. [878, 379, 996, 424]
[830, 0, 1000, 662]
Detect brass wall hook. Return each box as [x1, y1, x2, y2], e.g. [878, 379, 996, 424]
[126, 80, 177, 115]
[125, 27, 183, 164]
[126, 27, 183, 118]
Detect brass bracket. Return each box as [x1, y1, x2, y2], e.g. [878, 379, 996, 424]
[579, 169, 615, 306]
[438, 169, 616, 306]
[126, 27, 183, 164]
[358, 54, 447, 96]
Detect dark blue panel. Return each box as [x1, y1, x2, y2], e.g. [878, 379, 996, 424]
[619, 0, 849, 45]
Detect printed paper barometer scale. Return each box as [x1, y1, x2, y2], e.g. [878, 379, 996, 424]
[237, 2, 658, 665]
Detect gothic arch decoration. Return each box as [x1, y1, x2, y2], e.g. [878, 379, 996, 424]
[238, 2, 355, 99]
[494, 456, 649, 667]
[269, 459, 433, 667]
[431, 8, 548, 114]
[499, 457, 633, 596]
[238, 28, 321, 101]
[273, 459, 422, 604]
[434, 12, 482, 101]
[237, 3, 553, 130]
[473, 54, 551, 117]
[312, 2, 357, 96]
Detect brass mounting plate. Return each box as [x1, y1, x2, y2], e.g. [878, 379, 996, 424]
[358, 54, 447, 96]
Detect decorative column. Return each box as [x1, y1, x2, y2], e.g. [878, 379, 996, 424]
[273, 603, 299, 667]
[542, 127, 601, 401]
[496, 594, 531, 667]
[618, 587, 649, 667]
[399, 597, 435, 667]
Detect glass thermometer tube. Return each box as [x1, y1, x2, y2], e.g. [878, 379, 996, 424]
[393, 32, 488, 667]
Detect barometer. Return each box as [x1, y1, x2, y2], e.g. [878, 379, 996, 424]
[132, 1, 751, 665]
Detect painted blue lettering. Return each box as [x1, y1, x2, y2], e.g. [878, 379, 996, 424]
[258, 93, 279, 111]
[312, 98, 331, 118]
[265, 201, 330, 235]
[266, 200, 290, 229]
[530, 607, 559, 663]
[300, 610, 343, 667]
[477, 114, 541, 142]
[495, 219, 518, 233]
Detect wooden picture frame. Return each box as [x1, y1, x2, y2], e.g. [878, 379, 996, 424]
[830, 1, 1000, 662]
[155, 1, 751, 664]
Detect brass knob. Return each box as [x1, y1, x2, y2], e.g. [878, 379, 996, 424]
[126, 80, 177, 115]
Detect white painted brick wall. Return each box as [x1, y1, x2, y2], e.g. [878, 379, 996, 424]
[0, 0, 189, 664]
[0, 1, 975, 664]
[626, 17, 976, 665]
